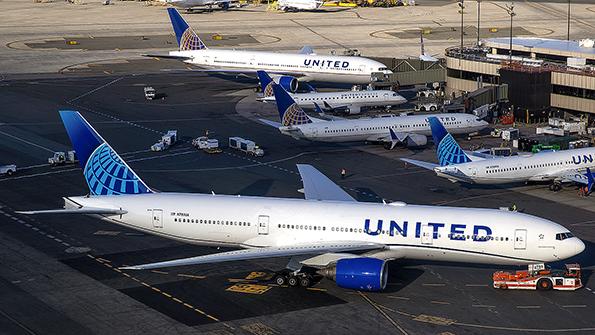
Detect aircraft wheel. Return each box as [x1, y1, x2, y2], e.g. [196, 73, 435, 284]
[537, 278, 553, 291]
[6, 170, 13, 176]
[287, 275, 299, 287]
[274, 274, 287, 286]
[430, 106, 437, 112]
[383, 143, 392, 150]
[299, 276, 312, 288]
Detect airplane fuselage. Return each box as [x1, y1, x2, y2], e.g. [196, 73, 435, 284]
[437, 147, 595, 184]
[170, 49, 391, 84]
[67, 193, 582, 265]
[282, 113, 487, 142]
[263, 90, 406, 114]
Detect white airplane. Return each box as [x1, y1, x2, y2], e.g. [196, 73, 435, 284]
[261, 83, 488, 148]
[418, 31, 439, 62]
[149, 9, 392, 84]
[257, 70, 406, 115]
[19, 111, 585, 291]
[402, 117, 595, 192]
[166, 0, 236, 11]
[278, 0, 323, 11]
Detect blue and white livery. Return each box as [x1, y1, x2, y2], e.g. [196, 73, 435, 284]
[20, 111, 584, 292]
[148, 9, 392, 84]
[262, 83, 488, 148]
[403, 117, 595, 190]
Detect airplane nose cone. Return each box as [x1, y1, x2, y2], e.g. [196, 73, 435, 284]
[575, 238, 586, 255]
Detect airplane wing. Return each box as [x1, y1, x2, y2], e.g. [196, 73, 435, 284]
[17, 207, 127, 215]
[368, 130, 427, 149]
[120, 240, 384, 270]
[259, 118, 282, 128]
[297, 164, 356, 202]
[551, 168, 595, 186]
[144, 54, 193, 61]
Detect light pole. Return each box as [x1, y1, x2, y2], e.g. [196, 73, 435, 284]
[567, 0, 571, 41]
[505, 3, 515, 63]
[477, 0, 481, 46]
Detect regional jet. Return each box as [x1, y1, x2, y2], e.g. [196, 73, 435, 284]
[149, 8, 392, 84]
[20, 111, 584, 291]
[261, 83, 488, 148]
[257, 70, 406, 114]
[402, 117, 595, 191]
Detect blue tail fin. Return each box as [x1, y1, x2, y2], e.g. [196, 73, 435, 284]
[271, 83, 312, 126]
[428, 116, 471, 166]
[59, 111, 153, 196]
[167, 8, 207, 51]
[256, 70, 274, 98]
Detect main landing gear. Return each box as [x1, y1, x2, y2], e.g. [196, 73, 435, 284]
[549, 181, 562, 192]
[272, 269, 321, 288]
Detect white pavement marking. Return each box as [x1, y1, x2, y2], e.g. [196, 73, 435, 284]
[516, 306, 541, 309]
[0, 130, 55, 153]
[0, 168, 80, 182]
[67, 77, 123, 103]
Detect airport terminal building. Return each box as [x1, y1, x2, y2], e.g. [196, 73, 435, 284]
[445, 38, 595, 116]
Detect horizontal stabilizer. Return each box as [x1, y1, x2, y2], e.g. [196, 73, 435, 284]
[143, 54, 193, 61]
[17, 207, 127, 215]
[258, 118, 282, 128]
[297, 164, 355, 202]
[120, 241, 383, 270]
[400, 158, 439, 171]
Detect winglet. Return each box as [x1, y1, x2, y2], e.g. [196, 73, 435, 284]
[428, 117, 471, 166]
[389, 128, 399, 150]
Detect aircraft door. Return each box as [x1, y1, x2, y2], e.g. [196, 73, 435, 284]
[421, 224, 433, 245]
[258, 215, 269, 235]
[514, 229, 527, 250]
[152, 209, 163, 229]
[383, 93, 389, 101]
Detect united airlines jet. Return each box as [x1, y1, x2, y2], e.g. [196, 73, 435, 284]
[257, 70, 406, 114]
[19, 111, 584, 291]
[402, 117, 595, 191]
[261, 82, 488, 148]
[150, 9, 392, 84]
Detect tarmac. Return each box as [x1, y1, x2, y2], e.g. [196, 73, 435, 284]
[1, 1, 595, 334]
[0, 72, 594, 335]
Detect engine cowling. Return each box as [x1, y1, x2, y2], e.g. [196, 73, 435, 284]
[273, 76, 299, 93]
[318, 257, 388, 291]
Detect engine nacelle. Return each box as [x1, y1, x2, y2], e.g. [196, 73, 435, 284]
[272, 76, 299, 93]
[318, 257, 388, 291]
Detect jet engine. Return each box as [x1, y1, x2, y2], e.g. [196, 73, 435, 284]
[272, 76, 299, 93]
[318, 257, 388, 291]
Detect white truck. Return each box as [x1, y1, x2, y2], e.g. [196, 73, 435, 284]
[48, 151, 78, 166]
[414, 101, 439, 112]
[0, 164, 16, 176]
[151, 130, 177, 151]
[192, 137, 221, 154]
[229, 137, 264, 157]
[144, 86, 156, 100]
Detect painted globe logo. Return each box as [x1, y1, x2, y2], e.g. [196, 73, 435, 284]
[84, 143, 150, 195]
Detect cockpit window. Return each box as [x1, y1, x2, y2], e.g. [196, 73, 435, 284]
[556, 232, 574, 240]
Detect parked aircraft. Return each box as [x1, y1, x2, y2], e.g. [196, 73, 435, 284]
[402, 117, 595, 191]
[257, 70, 406, 114]
[19, 111, 584, 291]
[261, 83, 488, 148]
[165, 0, 235, 11]
[278, 0, 323, 11]
[148, 8, 392, 84]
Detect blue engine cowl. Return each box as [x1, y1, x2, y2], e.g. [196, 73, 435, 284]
[319, 257, 388, 291]
[273, 76, 298, 93]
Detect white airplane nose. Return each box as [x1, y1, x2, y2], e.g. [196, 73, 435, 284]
[575, 238, 586, 255]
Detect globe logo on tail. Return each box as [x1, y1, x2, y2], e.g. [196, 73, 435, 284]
[180, 28, 206, 51]
[84, 143, 151, 195]
[437, 134, 471, 166]
[282, 103, 312, 126]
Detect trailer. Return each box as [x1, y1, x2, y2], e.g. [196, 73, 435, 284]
[0, 164, 16, 176]
[229, 137, 264, 157]
[48, 151, 78, 166]
[192, 136, 222, 154]
[151, 131, 178, 151]
[493, 263, 582, 291]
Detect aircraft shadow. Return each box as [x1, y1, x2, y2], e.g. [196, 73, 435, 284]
[235, 178, 275, 196]
[384, 263, 424, 293]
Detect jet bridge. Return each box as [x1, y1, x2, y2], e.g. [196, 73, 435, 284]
[370, 58, 446, 88]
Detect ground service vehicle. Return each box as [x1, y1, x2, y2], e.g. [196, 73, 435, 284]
[229, 137, 264, 157]
[192, 137, 221, 154]
[144, 87, 156, 100]
[493, 263, 582, 291]
[0, 164, 16, 176]
[48, 151, 78, 166]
